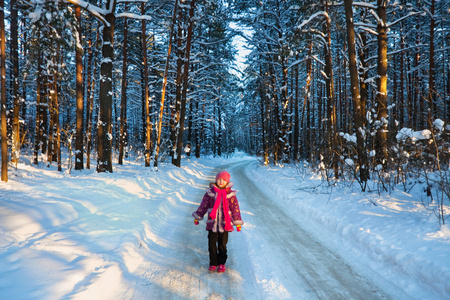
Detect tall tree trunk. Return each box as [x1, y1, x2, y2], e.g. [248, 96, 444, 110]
[75, 6, 84, 170]
[337, 44, 342, 132]
[344, 0, 368, 187]
[119, 10, 128, 165]
[20, 23, 28, 147]
[10, 0, 20, 167]
[323, 3, 338, 178]
[375, 0, 388, 167]
[259, 64, 269, 165]
[0, 0, 7, 182]
[277, 57, 289, 163]
[41, 74, 48, 155]
[358, 31, 368, 133]
[172, 19, 184, 165]
[47, 74, 55, 164]
[406, 48, 413, 128]
[154, 0, 178, 169]
[414, 23, 422, 130]
[141, 2, 151, 167]
[343, 41, 351, 134]
[187, 95, 193, 150]
[55, 77, 61, 171]
[293, 53, 299, 162]
[303, 42, 313, 160]
[195, 101, 204, 158]
[428, 0, 436, 122]
[85, 23, 98, 170]
[33, 50, 43, 165]
[447, 51, 450, 122]
[399, 33, 405, 128]
[97, 3, 116, 173]
[174, 0, 196, 167]
[48, 50, 60, 169]
[217, 97, 222, 157]
[53, 45, 62, 171]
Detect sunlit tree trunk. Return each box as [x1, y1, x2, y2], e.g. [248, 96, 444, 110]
[154, 0, 178, 169]
[141, 2, 152, 167]
[20, 23, 28, 147]
[358, 31, 368, 131]
[323, 3, 338, 178]
[55, 78, 61, 171]
[75, 6, 84, 170]
[0, 0, 7, 182]
[85, 23, 98, 170]
[47, 49, 60, 170]
[302, 42, 313, 160]
[375, 0, 388, 167]
[344, 0, 368, 186]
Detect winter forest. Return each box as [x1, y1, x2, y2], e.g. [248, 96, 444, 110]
[0, 1, 449, 220]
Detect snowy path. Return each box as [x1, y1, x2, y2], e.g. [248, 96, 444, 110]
[130, 160, 404, 299]
[230, 160, 407, 299]
[2, 156, 438, 299]
[128, 162, 257, 299]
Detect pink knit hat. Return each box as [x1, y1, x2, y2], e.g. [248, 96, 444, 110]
[216, 171, 231, 182]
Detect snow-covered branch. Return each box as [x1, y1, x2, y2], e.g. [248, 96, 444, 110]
[387, 11, 425, 27]
[354, 22, 377, 29]
[311, 55, 325, 67]
[369, 9, 382, 25]
[115, 12, 152, 21]
[64, 0, 108, 24]
[297, 11, 329, 30]
[358, 26, 378, 36]
[352, 2, 377, 9]
[286, 57, 308, 71]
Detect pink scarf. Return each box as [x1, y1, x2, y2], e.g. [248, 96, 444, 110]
[210, 186, 233, 231]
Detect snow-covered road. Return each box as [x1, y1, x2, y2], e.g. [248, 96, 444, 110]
[129, 160, 407, 299]
[232, 161, 395, 299]
[1, 155, 445, 299]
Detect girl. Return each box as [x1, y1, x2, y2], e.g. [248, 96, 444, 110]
[192, 171, 244, 273]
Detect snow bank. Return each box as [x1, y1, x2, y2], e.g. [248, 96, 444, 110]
[245, 162, 450, 300]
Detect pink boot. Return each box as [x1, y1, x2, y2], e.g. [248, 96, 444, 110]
[217, 264, 226, 273]
[208, 266, 217, 272]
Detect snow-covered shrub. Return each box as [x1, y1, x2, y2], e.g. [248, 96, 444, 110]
[394, 119, 450, 225]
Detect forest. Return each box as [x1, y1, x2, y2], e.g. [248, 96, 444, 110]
[0, 0, 449, 221]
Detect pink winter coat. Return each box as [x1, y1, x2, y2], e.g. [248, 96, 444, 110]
[192, 182, 244, 232]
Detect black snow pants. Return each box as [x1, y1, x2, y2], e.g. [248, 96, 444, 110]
[208, 231, 228, 266]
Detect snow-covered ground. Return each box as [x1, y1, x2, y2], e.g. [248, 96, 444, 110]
[0, 152, 448, 299]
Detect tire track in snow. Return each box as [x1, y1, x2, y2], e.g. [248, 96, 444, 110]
[229, 160, 394, 300]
